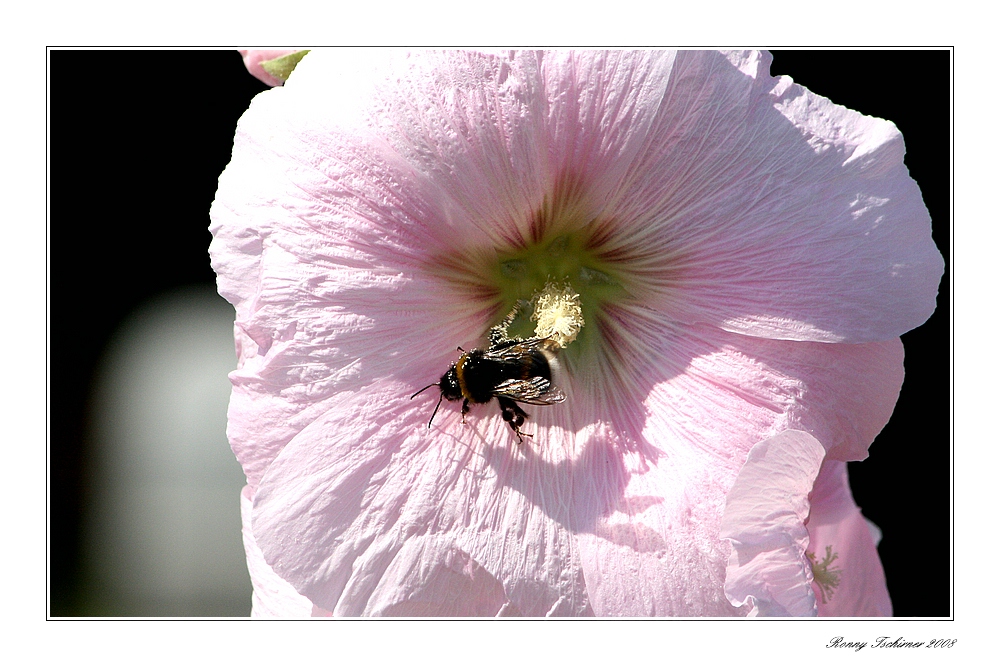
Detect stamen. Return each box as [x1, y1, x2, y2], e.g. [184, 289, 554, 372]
[806, 545, 842, 605]
[531, 280, 585, 348]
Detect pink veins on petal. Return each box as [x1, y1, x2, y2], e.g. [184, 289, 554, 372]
[209, 50, 943, 616]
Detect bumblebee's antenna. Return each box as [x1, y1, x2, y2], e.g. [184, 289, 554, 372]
[427, 394, 444, 429]
[410, 383, 438, 399]
[410, 383, 445, 429]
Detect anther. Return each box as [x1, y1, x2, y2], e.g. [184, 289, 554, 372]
[530, 280, 585, 348]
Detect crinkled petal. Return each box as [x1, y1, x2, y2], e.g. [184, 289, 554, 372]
[574, 449, 742, 616]
[236, 284, 905, 618]
[807, 461, 891, 616]
[719, 430, 826, 616]
[210, 66, 507, 488]
[360, 534, 513, 616]
[601, 50, 943, 343]
[240, 485, 325, 617]
[251, 381, 592, 616]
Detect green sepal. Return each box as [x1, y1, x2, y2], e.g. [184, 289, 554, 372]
[260, 50, 310, 82]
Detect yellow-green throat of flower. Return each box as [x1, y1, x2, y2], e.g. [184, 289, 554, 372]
[490, 231, 626, 357]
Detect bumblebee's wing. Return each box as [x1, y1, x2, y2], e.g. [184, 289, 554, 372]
[492, 377, 566, 405]
[485, 337, 544, 356]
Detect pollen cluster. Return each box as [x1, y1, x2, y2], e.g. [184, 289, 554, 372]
[531, 281, 585, 348]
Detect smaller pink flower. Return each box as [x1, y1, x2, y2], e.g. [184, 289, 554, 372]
[807, 460, 892, 616]
[238, 49, 304, 87]
[721, 430, 890, 616]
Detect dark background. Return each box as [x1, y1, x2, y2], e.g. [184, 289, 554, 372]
[49, 49, 951, 617]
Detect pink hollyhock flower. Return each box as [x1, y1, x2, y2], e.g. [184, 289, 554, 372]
[210, 50, 943, 616]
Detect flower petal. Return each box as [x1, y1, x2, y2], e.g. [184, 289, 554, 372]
[574, 450, 743, 616]
[240, 485, 326, 617]
[719, 430, 826, 616]
[210, 66, 510, 488]
[349, 51, 683, 249]
[251, 381, 592, 616]
[603, 50, 943, 343]
[807, 461, 892, 616]
[585, 307, 904, 464]
[358, 534, 512, 616]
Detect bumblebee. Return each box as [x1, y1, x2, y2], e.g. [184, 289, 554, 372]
[411, 336, 566, 442]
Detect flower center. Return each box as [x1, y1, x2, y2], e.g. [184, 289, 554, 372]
[490, 231, 626, 360]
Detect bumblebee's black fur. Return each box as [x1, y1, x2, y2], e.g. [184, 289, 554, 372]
[411, 337, 565, 442]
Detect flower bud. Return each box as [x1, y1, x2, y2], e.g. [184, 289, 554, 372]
[239, 49, 308, 87]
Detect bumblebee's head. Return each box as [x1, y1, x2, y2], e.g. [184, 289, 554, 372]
[410, 364, 464, 430]
[439, 366, 463, 401]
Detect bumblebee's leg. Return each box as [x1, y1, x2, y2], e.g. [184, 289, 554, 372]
[497, 397, 532, 443]
[496, 397, 516, 430]
[502, 411, 525, 444]
[461, 398, 470, 424]
[511, 402, 531, 441]
[498, 401, 516, 428]
[510, 402, 529, 428]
